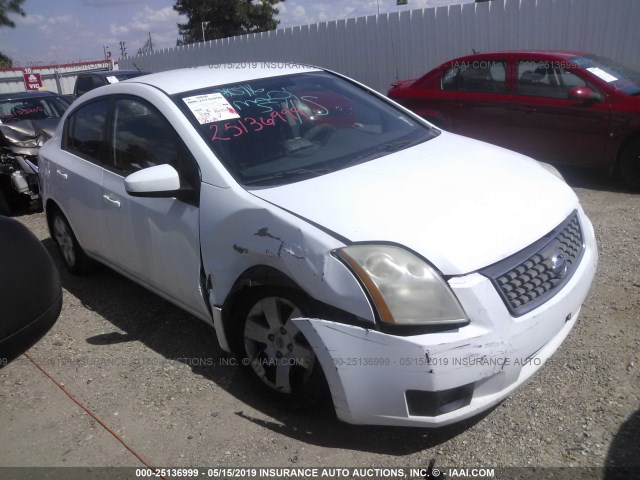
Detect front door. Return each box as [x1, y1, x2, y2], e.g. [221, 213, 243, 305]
[507, 59, 610, 166]
[100, 96, 206, 318]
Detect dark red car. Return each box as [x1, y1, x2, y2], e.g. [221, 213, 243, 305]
[388, 51, 640, 188]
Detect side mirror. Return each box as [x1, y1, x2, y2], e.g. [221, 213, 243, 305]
[568, 86, 602, 102]
[124, 164, 181, 197]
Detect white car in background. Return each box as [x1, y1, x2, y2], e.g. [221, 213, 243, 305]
[39, 64, 597, 427]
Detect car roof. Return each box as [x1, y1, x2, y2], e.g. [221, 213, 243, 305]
[78, 69, 149, 77]
[449, 50, 590, 62]
[0, 91, 61, 101]
[125, 64, 322, 95]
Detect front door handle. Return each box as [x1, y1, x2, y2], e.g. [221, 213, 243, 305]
[102, 194, 121, 208]
[56, 169, 68, 180]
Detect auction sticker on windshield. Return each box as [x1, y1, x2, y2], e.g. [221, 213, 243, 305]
[586, 67, 618, 83]
[183, 93, 240, 124]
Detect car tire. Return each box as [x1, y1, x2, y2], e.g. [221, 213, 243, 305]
[232, 286, 327, 407]
[620, 138, 640, 190]
[50, 209, 94, 274]
[0, 188, 10, 216]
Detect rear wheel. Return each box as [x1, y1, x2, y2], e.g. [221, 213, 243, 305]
[619, 138, 640, 190]
[50, 210, 94, 274]
[232, 287, 326, 406]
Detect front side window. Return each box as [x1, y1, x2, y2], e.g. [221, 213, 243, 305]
[64, 99, 110, 163]
[516, 61, 588, 98]
[111, 98, 180, 175]
[175, 71, 437, 186]
[442, 60, 507, 93]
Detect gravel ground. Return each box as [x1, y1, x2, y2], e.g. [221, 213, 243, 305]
[0, 168, 638, 476]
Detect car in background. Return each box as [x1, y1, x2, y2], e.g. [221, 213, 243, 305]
[40, 64, 596, 427]
[73, 69, 150, 99]
[388, 51, 640, 188]
[0, 91, 70, 214]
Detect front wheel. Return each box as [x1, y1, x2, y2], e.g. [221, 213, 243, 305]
[50, 210, 94, 274]
[619, 138, 640, 190]
[233, 287, 326, 406]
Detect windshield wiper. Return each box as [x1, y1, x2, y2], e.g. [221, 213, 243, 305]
[243, 167, 329, 186]
[343, 137, 425, 168]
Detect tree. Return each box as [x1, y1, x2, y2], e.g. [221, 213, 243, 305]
[174, 0, 284, 44]
[0, 51, 12, 67]
[0, 0, 25, 66]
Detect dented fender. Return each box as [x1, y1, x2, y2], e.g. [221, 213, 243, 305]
[198, 182, 375, 350]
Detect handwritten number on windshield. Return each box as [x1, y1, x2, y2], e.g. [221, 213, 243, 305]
[210, 107, 310, 142]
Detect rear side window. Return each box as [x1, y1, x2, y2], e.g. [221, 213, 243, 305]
[442, 60, 507, 93]
[64, 99, 110, 163]
[75, 75, 104, 96]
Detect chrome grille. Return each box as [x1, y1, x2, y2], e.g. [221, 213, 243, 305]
[481, 211, 584, 316]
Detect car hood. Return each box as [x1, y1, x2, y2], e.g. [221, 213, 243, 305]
[0, 118, 59, 154]
[250, 133, 579, 275]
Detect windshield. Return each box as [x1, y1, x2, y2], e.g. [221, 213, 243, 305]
[571, 55, 640, 95]
[0, 95, 70, 123]
[175, 71, 437, 186]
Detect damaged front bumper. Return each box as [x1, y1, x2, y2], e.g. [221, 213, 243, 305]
[294, 215, 597, 427]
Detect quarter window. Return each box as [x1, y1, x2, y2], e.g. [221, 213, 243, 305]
[442, 61, 507, 93]
[64, 99, 110, 163]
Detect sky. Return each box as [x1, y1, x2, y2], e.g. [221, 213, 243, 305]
[0, 0, 473, 67]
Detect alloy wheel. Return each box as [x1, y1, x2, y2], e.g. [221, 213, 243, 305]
[243, 296, 315, 394]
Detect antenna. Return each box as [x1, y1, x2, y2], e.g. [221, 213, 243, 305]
[388, 16, 400, 82]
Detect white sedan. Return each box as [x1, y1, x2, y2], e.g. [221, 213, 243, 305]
[39, 64, 597, 427]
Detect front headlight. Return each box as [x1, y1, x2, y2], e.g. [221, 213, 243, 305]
[335, 244, 468, 326]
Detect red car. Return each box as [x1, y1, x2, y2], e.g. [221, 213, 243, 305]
[388, 51, 640, 188]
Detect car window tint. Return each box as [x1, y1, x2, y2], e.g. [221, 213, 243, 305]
[76, 75, 104, 95]
[94, 76, 108, 88]
[517, 61, 588, 98]
[111, 98, 180, 175]
[65, 99, 109, 163]
[442, 61, 507, 93]
[76, 76, 90, 95]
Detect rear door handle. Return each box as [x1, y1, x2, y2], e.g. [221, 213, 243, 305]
[102, 194, 121, 208]
[56, 169, 68, 180]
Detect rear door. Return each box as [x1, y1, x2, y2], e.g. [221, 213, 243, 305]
[412, 58, 513, 148]
[52, 98, 111, 257]
[100, 95, 206, 318]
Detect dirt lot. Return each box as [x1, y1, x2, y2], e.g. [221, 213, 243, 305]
[1, 168, 638, 476]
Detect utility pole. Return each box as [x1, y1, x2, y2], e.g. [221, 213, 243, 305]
[201, 21, 209, 42]
[119, 41, 127, 58]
